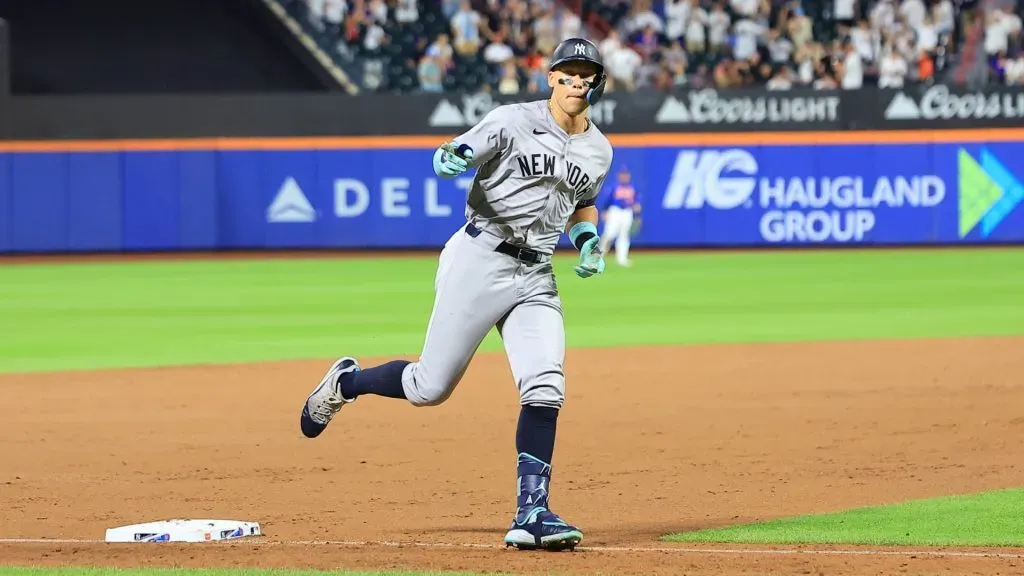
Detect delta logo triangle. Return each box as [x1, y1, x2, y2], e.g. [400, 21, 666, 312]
[267, 177, 317, 223]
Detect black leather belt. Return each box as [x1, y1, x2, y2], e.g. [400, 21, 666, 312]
[464, 223, 545, 264]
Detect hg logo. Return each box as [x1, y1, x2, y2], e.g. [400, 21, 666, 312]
[662, 149, 758, 210]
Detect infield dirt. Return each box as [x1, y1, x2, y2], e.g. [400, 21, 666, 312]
[3, 337, 1024, 575]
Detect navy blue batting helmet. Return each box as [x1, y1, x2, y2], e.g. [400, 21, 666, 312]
[548, 38, 606, 105]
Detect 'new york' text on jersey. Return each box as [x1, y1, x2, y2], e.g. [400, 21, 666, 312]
[453, 100, 614, 255]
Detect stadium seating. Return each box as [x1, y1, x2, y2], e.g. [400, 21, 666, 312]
[274, 0, 1023, 93]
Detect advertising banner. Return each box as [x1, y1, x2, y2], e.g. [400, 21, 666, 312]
[867, 86, 1024, 130]
[6, 86, 1024, 141]
[650, 89, 842, 130]
[642, 142, 1022, 245]
[1, 137, 1022, 253]
[2, 87, 849, 140]
[421, 87, 844, 133]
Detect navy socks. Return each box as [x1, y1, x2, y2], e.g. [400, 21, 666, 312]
[339, 360, 410, 400]
[515, 406, 558, 516]
[516, 405, 558, 463]
[515, 406, 559, 518]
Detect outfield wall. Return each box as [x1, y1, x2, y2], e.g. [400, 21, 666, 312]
[1, 129, 1022, 253]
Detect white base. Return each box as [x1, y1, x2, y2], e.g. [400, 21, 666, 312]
[104, 519, 262, 543]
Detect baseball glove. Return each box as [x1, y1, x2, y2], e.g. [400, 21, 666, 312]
[630, 217, 642, 238]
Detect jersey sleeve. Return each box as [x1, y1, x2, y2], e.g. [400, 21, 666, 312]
[452, 106, 512, 168]
[576, 142, 613, 209]
[576, 172, 606, 209]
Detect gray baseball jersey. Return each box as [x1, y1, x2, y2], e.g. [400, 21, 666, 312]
[456, 100, 614, 255]
[399, 99, 614, 411]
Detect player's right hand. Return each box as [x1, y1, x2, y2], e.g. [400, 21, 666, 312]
[433, 142, 473, 178]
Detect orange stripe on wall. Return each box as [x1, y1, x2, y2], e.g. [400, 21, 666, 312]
[0, 128, 1022, 152]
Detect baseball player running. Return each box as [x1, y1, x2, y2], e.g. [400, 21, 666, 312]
[599, 165, 641, 267]
[298, 38, 613, 552]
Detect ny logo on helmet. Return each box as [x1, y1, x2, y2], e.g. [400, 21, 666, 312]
[574, 43, 587, 55]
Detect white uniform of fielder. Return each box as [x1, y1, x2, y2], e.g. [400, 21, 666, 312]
[599, 165, 641, 267]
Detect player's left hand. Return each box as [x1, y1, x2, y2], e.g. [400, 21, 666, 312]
[574, 236, 605, 278]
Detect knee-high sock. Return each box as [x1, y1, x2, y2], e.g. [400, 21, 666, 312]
[516, 405, 558, 463]
[339, 360, 409, 400]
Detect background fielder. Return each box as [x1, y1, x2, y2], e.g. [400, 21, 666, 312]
[599, 165, 641, 267]
[298, 38, 613, 552]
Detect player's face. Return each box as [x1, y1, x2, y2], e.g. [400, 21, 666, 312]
[548, 62, 599, 116]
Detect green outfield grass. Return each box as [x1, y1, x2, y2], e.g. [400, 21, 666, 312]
[1, 249, 1023, 373]
[0, 570, 502, 576]
[665, 487, 1024, 547]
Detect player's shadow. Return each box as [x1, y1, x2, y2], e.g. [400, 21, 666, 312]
[593, 520, 723, 543]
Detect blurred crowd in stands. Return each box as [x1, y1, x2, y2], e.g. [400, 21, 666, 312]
[291, 0, 1024, 93]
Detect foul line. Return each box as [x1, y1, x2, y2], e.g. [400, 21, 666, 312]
[2, 538, 1024, 559]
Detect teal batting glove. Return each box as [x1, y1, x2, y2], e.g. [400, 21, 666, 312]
[570, 223, 605, 278]
[574, 236, 605, 278]
[432, 142, 473, 179]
